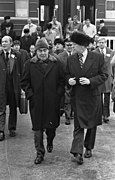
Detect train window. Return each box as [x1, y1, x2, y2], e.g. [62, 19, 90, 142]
[15, 0, 28, 17]
[106, 0, 115, 18]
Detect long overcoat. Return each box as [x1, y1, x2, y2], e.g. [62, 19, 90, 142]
[21, 55, 65, 130]
[66, 51, 108, 129]
[94, 47, 113, 93]
[0, 49, 22, 113]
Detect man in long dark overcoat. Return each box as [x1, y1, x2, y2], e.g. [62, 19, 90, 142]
[66, 32, 108, 165]
[0, 36, 22, 141]
[21, 38, 65, 164]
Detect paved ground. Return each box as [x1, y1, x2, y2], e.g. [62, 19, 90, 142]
[0, 102, 115, 180]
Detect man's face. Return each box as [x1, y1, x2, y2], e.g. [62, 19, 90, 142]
[55, 43, 63, 50]
[65, 42, 73, 53]
[2, 36, 12, 51]
[52, 17, 57, 23]
[68, 18, 72, 24]
[72, 43, 85, 54]
[85, 20, 90, 27]
[6, 19, 10, 23]
[27, 19, 32, 24]
[24, 32, 29, 37]
[98, 39, 106, 49]
[13, 44, 20, 51]
[73, 16, 78, 23]
[36, 48, 49, 60]
[30, 45, 35, 53]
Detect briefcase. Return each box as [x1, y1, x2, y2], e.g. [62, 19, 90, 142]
[19, 90, 28, 114]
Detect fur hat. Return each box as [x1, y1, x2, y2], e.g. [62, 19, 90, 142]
[4, 16, 10, 20]
[35, 38, 49, 50]
[100, 19, 104, 24]
[24, 28, 30, 33]
[70, 32, 92, 47]
[54, 38, 65, 46]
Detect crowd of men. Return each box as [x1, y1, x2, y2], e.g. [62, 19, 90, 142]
[0, 15, 114, 166]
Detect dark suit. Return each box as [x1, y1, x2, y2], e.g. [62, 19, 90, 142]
[97, 26, 108, 36]
[59, 50, 72, 120]
[1, 29, 17, 41]
[0, 49, 22, 132]
[94, 47, 113, 118]
[20, 35, 35, 53]
[1, 21, 13, 31]
[21, 54, 65, 157]
[66, 50, 108, 155]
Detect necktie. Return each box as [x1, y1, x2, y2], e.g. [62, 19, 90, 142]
[78, 53, 83, 68]
[5, 52, 10, 74]
[101, 49, 104, 55]
[5, 52, 9, 62]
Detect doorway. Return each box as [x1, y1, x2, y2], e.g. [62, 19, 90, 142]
[80, 0, 95, 24]
[39, 0, 55, 30]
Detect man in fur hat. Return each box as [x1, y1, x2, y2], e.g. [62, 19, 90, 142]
[66, 31, 108, 164]
[21, 38, 65, 164]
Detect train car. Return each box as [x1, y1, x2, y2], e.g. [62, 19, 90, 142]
[0, 0, 115, 40]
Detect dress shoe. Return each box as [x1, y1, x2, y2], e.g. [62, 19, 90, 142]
[73, 154, 83, 165]
[103, 116, 109, 123]
[47, 144, 53, 153]
[0, 132, 5, 141]
[34, 155, 44, 164]
[65, 119, 70, 125]
[9, 130, 16, 137]
[84, 149, 92, 158]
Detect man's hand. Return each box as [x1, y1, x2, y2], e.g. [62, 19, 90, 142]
[68, 77, 76, 86]
[79, 77, 90, 85]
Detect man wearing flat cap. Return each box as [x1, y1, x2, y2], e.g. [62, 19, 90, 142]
[21, 38, 65, 164]
[66, 31, 108, 164]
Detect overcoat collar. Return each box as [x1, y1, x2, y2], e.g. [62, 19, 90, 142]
[30, 54, 57, 77]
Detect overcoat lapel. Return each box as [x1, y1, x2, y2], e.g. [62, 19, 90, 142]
[44, 61, 55, 77]
[71, 53, 81, 76]
[81, 52, 95, 76]
[36, 61, 45, 74]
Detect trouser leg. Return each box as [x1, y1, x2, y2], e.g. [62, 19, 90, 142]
[45, 128, 56, 145]
[34, 130, 45, 157]
[103, 92, 110, 117]
[64, 103, 71, 120]
[70, 126, 84, 156]
[0, 112, 6, 132]
[84, 126, 97, 150]
[8, 91, 17, 131]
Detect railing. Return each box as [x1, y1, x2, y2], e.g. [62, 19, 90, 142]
[100, 36, 115, 50]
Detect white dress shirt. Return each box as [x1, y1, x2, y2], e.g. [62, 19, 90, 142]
[82, 48, 88, 63]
